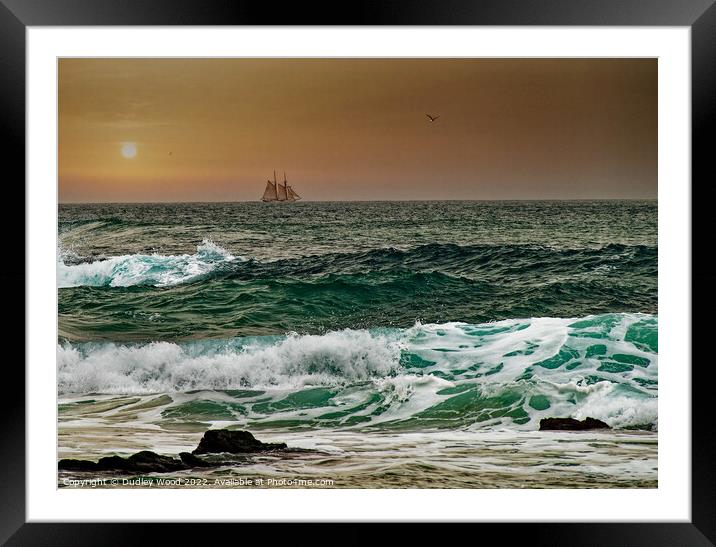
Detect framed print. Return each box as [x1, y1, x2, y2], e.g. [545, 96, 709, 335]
[4, 0, 715, 543]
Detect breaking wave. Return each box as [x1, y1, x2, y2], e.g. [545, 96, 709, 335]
[58, 313, 657, 431]
[57, 239, 241, 288]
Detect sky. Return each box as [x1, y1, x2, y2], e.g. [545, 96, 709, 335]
[58, 58, 656, 202]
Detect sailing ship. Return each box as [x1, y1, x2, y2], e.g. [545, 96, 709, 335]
[261, 171, 301, 202]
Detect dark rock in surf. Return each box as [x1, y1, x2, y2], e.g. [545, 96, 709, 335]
[539, 417, 610, 431]
[60, 451, 190, 473]
[96, 454, 139, 471]
[125, 450, 189, 472]
[179, 451, 216, 467]
[192, 429, 287, 455]
[58, 430, 289, 474]
[58, 458, 99, 471]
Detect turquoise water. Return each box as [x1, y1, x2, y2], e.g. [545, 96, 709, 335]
[58, 201, 657, 434]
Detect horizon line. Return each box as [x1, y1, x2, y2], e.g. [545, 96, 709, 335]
[59, 197, 658, 205]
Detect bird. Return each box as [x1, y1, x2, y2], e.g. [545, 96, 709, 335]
[426, 114, 440, 122]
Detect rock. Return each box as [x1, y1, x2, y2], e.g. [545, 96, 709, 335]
[96, 455, 138, 471]
[58, 458, 99, 471]
[58, 430, 289, 474]
[539, 417, 610, 431]
[61, 451, 190, 474]
[127, 451, 189, 472]
[179, 452, 215, 468]
[192, 429, 287, 455]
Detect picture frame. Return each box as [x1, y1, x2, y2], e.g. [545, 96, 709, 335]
[3, 0, 713, 543]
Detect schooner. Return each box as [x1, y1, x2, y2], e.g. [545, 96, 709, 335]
[261, 171, 301, 202]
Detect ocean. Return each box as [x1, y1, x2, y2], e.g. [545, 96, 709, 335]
[57, 200, 658, 488]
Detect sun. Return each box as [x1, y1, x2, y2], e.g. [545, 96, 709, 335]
[121, 142, 137, 159]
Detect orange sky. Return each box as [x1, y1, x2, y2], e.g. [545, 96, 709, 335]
[58, 58, 656, 202]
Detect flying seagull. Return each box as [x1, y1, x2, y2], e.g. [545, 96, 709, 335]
[426, 114, 440, 122]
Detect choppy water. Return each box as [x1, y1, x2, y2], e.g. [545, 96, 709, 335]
[58, 201, 657, 488]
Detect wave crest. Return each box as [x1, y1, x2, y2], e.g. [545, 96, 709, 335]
[57, 239, 239, 288]
[58, 329, 402, 393]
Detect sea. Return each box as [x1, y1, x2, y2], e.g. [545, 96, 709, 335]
[57, 200, 658, 488]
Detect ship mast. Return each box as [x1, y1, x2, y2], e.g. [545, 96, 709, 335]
[286, 172, 301, 201]
[284, 171, 295, 202]
[276, 169, 287, 201]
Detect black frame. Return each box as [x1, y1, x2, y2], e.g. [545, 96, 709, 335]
[2, 1, 714, 544]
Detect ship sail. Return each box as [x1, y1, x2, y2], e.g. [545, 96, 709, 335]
[261, 180, 278, 202]
[277, 181, 288, 201]
[283, 172, 299, 202]
[287, 186, 301, 201]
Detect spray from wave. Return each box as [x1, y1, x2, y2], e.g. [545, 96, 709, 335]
[57, 239, 241, 288]
[58, 329, 401, 393]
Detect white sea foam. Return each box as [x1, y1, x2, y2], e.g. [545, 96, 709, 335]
[58, 328, 402, 394]
[572, 390, 658, 429]
[57, 239, 239, 288]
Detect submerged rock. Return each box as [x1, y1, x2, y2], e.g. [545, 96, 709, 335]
[192, 429, 287, 455]
[539, 417, 610, 431]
